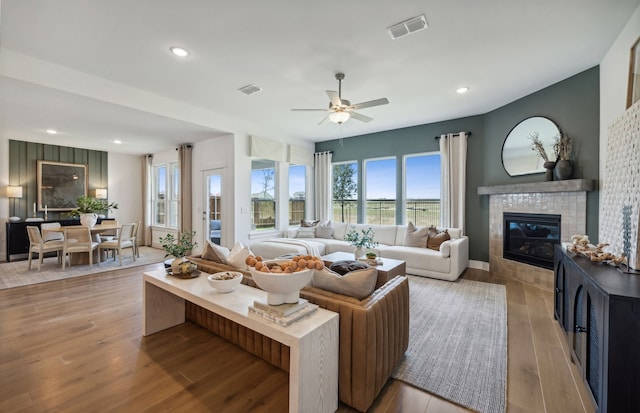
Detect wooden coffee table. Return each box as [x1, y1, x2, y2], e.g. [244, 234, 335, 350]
[321, 251, 406, 285]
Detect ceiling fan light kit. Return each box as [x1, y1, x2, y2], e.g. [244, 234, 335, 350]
[292, 72, 389, 125]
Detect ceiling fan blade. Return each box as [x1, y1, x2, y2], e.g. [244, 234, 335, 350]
[350, 98, 389, 110]
[291, 108, 328, 112]
[318, 116, 329, 125]
[350, 111, 373, 123]
[326, 90, 342, 107]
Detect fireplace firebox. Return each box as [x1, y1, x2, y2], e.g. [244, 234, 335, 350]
[503, 212, 561, 269]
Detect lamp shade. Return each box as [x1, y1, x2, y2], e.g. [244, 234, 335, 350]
[7, 186, 23, 198]
[329, 111, 350, 124]
[95, 188, 108, 199]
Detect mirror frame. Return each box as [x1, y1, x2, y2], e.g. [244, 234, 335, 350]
[501, 116, 561, 177]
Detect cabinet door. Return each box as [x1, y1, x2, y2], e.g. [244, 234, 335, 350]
[554, 251, 568, 329]
[585, 284, 605, 408]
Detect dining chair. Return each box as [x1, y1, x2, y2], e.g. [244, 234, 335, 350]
[132, 220, 141, 257]
[41, 222, 65, 243]
[26, 226, 64, 271]
[99, 223, 136, 266]
[62, 227, 100, 269]
[98, 219, 119, 242]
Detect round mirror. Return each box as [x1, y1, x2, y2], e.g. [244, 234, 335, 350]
[502, 116, 560, 176]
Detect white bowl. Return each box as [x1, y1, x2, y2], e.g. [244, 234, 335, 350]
[250, 259, 315, 305]
[207, 271, 243, 293]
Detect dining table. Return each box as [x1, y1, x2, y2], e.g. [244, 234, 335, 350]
[43, 223, 122, 265]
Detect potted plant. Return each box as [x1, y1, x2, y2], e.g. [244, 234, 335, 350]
[160, 230, 198, 274]
[344, 226, 378, 259]
[553, 133, 573, 180]
[69, 195, 119, 227]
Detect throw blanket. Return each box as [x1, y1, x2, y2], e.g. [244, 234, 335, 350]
[263, 238, 323, 257]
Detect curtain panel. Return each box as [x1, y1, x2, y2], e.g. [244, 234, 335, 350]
[141, 154, 153, 246]
[439, 132, 467, 233]
[314, 151, 333, 221]
[179, 144, 193, 234]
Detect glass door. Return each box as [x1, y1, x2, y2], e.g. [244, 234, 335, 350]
[204, 169, 224, 245]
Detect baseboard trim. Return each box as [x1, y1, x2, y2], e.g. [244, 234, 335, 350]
[469, 260, 490, 272]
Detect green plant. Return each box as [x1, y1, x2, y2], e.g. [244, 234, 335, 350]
[160, 230, 198, 258]
[344, 226, 378, 249]
[69, 195, 118, 218]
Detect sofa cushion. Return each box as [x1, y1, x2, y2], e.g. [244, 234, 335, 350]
[227, 242, 252, 269]
[403, 221, 429, 248]
[296, 227, 316, 238]
[201, 240, 229, 264]
[312, 266, 378, 300]
[329, 260, 371, 275]
[315, 220, 334, 239]
[427, 227, 451, 251]
[381, 246, 451, 274]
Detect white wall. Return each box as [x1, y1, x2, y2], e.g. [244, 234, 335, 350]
[600, 5, 640, 181]
[107, 152, 142, 228]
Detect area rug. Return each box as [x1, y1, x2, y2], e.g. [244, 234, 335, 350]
[393, 275, 507, 413]
[0, 246, 166, 290]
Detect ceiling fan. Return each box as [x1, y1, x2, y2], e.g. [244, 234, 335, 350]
[292, 73, 389, 125]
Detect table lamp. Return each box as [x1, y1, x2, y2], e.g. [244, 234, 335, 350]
[7, 186, 23, 222]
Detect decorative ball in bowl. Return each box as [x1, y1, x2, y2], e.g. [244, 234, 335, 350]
[248, 256, 321, 305]
[207, 271, 243, 293]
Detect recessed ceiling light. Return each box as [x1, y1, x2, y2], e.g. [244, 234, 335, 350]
[45, 129, 58, 135]
[456, 87, 470, 94]
[113, 139, 122, 144]
[170, 47, 189, 57]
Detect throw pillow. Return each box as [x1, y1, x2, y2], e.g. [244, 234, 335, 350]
[227, 242, 253, 269]
[43, 231, 64, 243]
[312, 266, 378, 300]
[296, 227, 316, 238]
[301, 219, 320, 227]
[403, 221, 429, 248]
[329, 260, 370, 275]
[201, 240, 230, 264]
[427, 228, 451, 251]
[315, 220, 334, 239]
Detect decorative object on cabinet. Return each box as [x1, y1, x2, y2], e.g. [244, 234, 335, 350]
[37, 160, 88, 211]
[68, 195, 118, 228]
[7, 185, 23, 221]
[554, 245, 640, 412]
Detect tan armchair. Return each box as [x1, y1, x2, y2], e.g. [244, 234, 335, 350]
[26, 226, 64, 271]
[62, 227, 100, 269]
[187, 256, 410, 412]
[99, 223, 136, 265]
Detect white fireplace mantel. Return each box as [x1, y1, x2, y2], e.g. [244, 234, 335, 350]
[477, 179, 595, 195]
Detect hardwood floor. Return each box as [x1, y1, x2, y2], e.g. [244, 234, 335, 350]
[0, 264, 594, 412]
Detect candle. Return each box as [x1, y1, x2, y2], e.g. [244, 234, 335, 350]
[45, 205, 48, 215]
[33, 202, 36, 215]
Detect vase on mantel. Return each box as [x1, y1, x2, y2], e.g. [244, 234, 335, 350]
[543, 161, 555, 181]
[555, 160, 573, 180]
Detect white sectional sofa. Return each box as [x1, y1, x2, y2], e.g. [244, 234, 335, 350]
[248, 222, 469, 281]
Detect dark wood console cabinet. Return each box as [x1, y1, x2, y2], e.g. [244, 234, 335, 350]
[554, 245, 640, 412]
[5, 219, 114, 262]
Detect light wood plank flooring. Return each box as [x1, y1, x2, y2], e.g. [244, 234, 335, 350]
[0, 264, 594, 412]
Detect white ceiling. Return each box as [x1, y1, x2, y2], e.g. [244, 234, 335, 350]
[1, 0, 638, 155]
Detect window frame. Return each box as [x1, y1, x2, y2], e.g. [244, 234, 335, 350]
[363, 156, 397, 225]
[152, 161, 179, 229]
[403, 151, 441, 226]
[288, 164, 307, 226]
[331, 160, 359, 224]
[251, 159, 277, 231]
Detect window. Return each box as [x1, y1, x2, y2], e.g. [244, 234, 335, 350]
[365, 158, 396, 225]
[404, 153, 440, 226]
[288, 165, 306, 225]
[332, 162, 358, 223]
[251, 159, 276, 230]
[153, 162, 179, 228]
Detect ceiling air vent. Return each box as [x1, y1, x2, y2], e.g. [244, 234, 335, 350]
[387, 15, 428, 40]
[238, 84, 263, 95]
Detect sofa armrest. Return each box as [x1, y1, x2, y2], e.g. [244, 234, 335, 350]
[300, 275, 409, 412]
[447, 236, 469, 278]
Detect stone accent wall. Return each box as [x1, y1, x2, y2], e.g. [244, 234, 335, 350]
[489, 191, 587, 290]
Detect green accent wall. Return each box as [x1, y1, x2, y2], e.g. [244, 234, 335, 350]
[316, 66, 600, 263]
[8, 140, 108, 220]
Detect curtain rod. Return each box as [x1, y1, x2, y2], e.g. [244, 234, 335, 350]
[434, 132, 472, 139]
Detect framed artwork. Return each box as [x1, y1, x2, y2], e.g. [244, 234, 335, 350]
[37, 160, 88, 211]
[627, 36, 640, 108]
